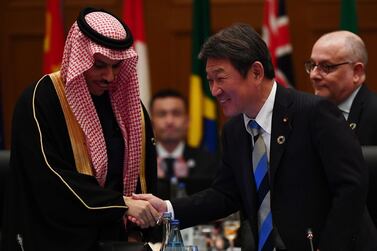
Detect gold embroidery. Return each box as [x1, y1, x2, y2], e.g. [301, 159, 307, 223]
[49, 71, 93, 176]
[139, 106, 147, 193]
[32, 73, 126, 210]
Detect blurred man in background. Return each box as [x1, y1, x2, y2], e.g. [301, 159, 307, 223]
[150, 89, 217, 199]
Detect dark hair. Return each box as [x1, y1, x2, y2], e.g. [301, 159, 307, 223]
[150, 89, 188, 111]
[199, 23, 275, 79]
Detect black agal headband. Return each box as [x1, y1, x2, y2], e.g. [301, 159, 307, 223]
[77, 7, 133, 50]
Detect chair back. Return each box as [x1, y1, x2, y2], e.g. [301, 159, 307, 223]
[0, 150, 10, 229]
[362, 146, 377, 227]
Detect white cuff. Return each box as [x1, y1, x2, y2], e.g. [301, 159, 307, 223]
[165, 200, 175, 219]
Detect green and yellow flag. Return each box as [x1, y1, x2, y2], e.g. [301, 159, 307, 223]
[340, 0, 358, 33]
[187, 0, 218, 153]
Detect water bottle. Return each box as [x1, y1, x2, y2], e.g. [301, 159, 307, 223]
[176, 182, 188, 198]
[160, 212, 172, 251]
[166, 219, 185, 251]
[192, 226, 206, 251]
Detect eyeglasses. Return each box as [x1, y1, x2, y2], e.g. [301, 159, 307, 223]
[304, 60, 352, 75]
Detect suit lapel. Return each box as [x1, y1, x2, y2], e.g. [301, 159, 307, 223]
[348, 85, 367, 132]
[182, 144, 190, 161]
[233, 116, 259, 238]
[270, 86, 293, 191]
[233, 116, 256, 197]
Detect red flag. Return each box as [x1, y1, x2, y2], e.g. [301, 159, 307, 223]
[123, 0, 151, 107]
[262, 0, 295, 88]
[43, 0, 64, 74]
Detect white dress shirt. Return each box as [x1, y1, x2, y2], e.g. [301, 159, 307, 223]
[338, 85, 361, 120]
[166, 82, 278, 219]
[243, 82, 277, 161]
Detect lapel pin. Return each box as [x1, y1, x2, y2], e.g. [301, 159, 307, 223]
[349, 123, 356, 130]
[283, 117, 288, 123]
[151, 137, 157, 146]
[277, 136, 285, 144]
[187, 159, 196, 168]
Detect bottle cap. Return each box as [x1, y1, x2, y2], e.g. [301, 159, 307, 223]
[163, 212, 172, 218]
[178, 182, 186, 189]
[171, 219, 180, 225]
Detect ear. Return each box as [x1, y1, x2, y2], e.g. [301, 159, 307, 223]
[249, 61, 265, 81]
[353, 62, 366, 84]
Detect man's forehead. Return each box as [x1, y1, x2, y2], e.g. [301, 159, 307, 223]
[93, 53, 122, 64]
[206, 58, 231, 73]
[155, 97, 185, 107]
[206, 65, 226, 75]
[312, 40, 347, 60]
[206, 66, 225, 74]
[314, 36, 346, 55]
[153, 98, 186, 111]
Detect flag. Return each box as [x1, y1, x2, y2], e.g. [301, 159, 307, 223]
[123, 0, 151, 108]
[187, 0, 218, 153]
[262, 0, 295, 88]
[340, 0, 358, 33]
[43, 0, 64, 74]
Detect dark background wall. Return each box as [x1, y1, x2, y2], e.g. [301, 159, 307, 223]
[1, 0, 376, 148]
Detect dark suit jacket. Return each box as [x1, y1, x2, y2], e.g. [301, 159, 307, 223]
[347, 84, 377, 229]
[156, 144, 218, 199]
[348, 84, 377, 145]
[172, 86, 377, 251]
[183, 144, 218, 179]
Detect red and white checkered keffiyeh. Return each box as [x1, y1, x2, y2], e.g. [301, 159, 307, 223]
[60, 11, 142, 196]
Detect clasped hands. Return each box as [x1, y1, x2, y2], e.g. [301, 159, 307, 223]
[124, 194, 166, 228]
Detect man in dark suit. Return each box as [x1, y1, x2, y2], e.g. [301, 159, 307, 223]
[308, 30, 377, 145]
[133, 24, 377, 251]
[150, 89, 217, 199]
[308, 30, 377, 227]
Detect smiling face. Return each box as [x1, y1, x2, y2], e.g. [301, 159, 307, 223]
[206, 58, 265, 118]
[83, 53, 123, 96]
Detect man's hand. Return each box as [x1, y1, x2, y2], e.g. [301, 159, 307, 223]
[132, 193, 167, 213]
[123, 196, 160, 228]
[127, 193, 168, 226]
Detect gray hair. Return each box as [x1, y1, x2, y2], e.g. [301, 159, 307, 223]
[345, 33, 368, 66]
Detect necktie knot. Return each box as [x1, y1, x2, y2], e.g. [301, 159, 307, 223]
[248, 120, 261, 137]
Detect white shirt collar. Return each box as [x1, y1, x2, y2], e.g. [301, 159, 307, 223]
[156, 141, 185, 159]
[338, 85, 362, 120]
[243, 81, 276, 135]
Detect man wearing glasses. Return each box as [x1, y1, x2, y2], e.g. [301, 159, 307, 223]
[306, 30, 377, 229]
[306, 30, 377, 146]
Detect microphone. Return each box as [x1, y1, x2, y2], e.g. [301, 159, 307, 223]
[16, 234, 25, 251]
[306, 228, 314, 251]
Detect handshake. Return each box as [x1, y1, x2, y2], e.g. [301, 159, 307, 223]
[123, 193, 168, 229]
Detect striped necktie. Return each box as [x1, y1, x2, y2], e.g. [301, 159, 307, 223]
[249, 120, 274, 251]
